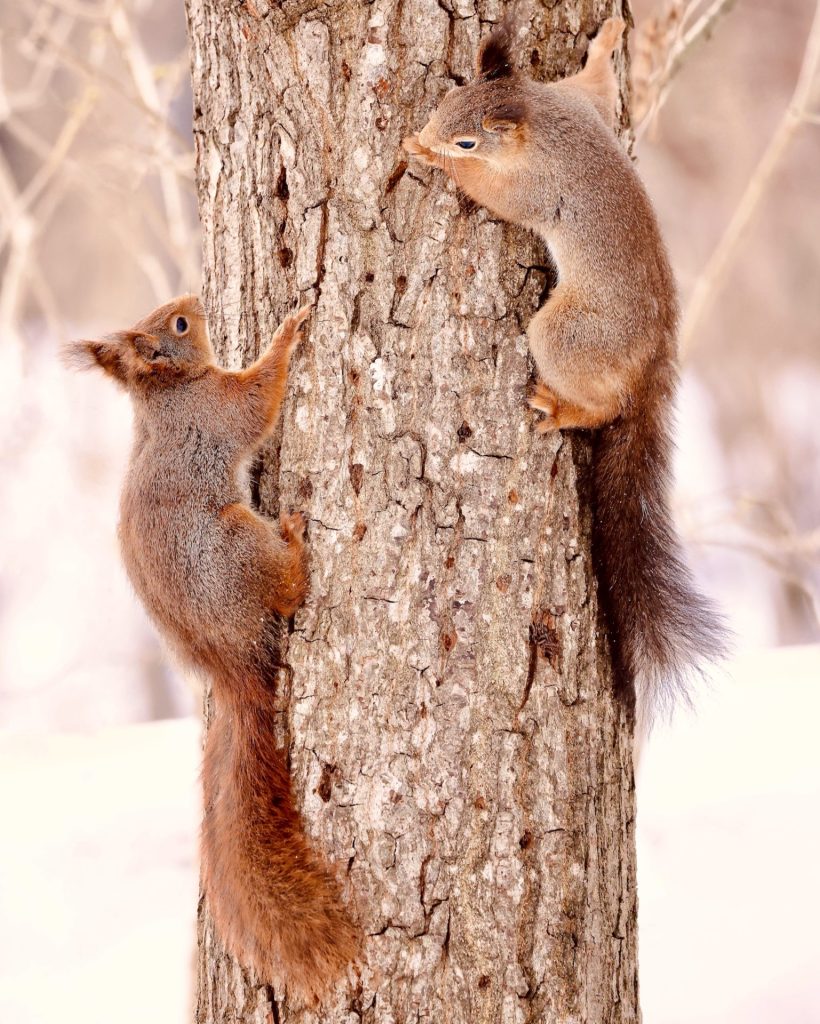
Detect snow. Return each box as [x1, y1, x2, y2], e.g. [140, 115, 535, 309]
[1, 648, 818, 1022]
[0, 720, 201, 1024]
[638, 644, 820, 1024]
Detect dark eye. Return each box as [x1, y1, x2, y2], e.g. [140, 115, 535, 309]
[174, 316, 189, 335]
[455, 139, 476, 150]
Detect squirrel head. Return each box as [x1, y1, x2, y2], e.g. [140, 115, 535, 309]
[417, 19, 530, 166]
[67, 295, 214, 391]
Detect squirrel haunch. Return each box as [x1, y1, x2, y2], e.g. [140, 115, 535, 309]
[404, 18, 728, 719]
[69, 297, 358, 1000]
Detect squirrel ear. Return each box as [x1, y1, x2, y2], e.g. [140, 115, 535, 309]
[476, 18, 516, 80]
[133, 333, 163, 363]
[132, 332, 184, 382]
[482, 100, 527, 133]
[63, 338, 128, 383]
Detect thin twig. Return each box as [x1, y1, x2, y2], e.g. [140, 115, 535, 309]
[0, 156, 34, 349]
[696, 536, 820, 627]
[635, 0, 738, 137]
[0, 85, 97, 254]
[108, 2, 199, 287]
[679, 0, 820, 357]
[666, 0, 738, 87]
[7, 23, 188, 137]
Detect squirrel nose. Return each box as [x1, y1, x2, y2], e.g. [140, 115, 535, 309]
[418, 123, 433, 148]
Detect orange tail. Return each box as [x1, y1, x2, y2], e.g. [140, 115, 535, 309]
[201, 686, 358, 1001]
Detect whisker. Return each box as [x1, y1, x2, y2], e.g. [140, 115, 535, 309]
[447, 153, 463, 193]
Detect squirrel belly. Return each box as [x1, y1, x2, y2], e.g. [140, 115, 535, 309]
[405, 17, 728, 717]
[69, 297, 358, 1000]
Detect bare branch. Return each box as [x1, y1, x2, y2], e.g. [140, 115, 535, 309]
[633, 0, 738, 134]
[0, 86, 97, 252]
[679, 0, 820, 357]
[667, 0, 738, 86]
[108, 3, 199, 287]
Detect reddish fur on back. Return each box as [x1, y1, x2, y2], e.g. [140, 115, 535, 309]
[69, 298, 358, 1001]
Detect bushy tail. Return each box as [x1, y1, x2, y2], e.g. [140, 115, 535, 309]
[592, 383, 728, 722]
[201, 686, 358, 1002]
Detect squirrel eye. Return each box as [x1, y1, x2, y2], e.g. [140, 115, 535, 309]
[173, 315, 189, 335]
[455, 139, 477, 150]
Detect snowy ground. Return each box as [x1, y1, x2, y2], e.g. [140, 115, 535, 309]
[1, 647, 818, 1023]
[638, 644, 820, 1024]
[0, 720, 200, 1024]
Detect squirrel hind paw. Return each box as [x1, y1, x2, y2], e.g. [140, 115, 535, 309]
[528, 382, 557, 415]
[528, 383, 560, 433]
[279, 511, 306, 543]
[534, 415, 559, 434]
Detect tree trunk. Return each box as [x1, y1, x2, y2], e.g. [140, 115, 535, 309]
[186, 1, 637, 1021]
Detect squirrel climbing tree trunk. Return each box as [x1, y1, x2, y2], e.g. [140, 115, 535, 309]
[185, 1, 638, 1021]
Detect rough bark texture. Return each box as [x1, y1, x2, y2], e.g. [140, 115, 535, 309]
[186, 1, 637, 1021]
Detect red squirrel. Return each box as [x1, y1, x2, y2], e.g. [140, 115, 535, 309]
[404, 18, 727, 716]
[68, 296, 358, 1000]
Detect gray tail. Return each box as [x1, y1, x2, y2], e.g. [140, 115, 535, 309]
[591, 373, 728, 722]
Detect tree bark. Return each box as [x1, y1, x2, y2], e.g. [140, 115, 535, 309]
[186, 1, 637, 1022]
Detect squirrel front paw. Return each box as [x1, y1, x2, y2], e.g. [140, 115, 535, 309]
[273, 305, 311, 358]
[402, 135, 438, 166]
[592, 16, 626, 55]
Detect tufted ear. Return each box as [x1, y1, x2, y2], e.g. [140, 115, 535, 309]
[476, 19, 515, 80]
[481, 100, 528, 134]
[63, 330, 170, 386]
[63, 336, 130, 384]
[132, 333, 164, 363]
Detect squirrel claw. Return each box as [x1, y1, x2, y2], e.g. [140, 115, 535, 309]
[274, 305, 311, 356]
[286, 305, 312, 339]
[592, 16, 626, 54]
[402, 135, 437, 165]
[534, 416, 559, 434]
[291, 305, 311, 329]
[528, 382, 557, 416]
[529, 383, 560, 433]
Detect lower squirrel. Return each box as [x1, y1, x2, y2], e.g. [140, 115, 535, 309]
[404, 17, 728, 717]
[68, 297, 358, 1000]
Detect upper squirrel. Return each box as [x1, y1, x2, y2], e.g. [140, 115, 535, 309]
[68, 297, 358, 1000]
[404, 17, 727, 717]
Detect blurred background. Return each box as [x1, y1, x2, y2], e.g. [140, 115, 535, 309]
[0, 0, 818, 1021]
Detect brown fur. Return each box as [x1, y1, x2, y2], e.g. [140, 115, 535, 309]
[68, 296, 358, 999]
[404, 18, 727, 718]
